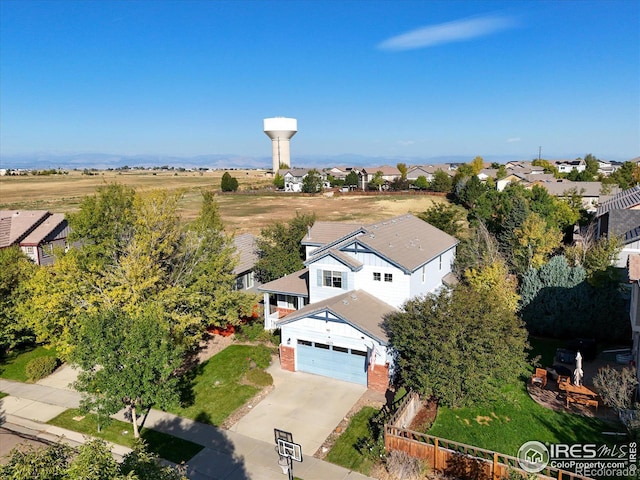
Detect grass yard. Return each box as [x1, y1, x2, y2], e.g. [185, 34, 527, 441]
[0, 345, 59, 382]
[325, 406, 378, 475]
[48, 409, 203, 464]
[427, 381, 625, 456]
[168, 344, 273, 426]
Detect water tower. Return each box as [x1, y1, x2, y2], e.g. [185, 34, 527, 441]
[263, 117, 297, 172]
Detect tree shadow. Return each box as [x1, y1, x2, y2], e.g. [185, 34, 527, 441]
[143, 413, 251, 480]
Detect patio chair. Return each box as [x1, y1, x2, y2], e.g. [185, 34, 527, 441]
[531, 368, 547, 388]
[557, 375, 570, 391]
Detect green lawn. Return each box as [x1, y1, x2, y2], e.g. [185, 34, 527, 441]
[168, 344, 273, 426]
[48, 409, 203, 464]
[325, 406, 378, 475]
[0, 345, 59, 382]
[427, 381, 624, 456]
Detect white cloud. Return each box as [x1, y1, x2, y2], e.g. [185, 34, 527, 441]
[507, 137, 522, 143]
[397, 140, 416, 146]
[378, 14, 517, 51]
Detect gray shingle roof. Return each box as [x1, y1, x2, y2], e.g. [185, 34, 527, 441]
[232, 233, 258, 275]
[597, 186, 640, 217]
[309, 214, 458, 274]
[258, 268, 309, 296]
[276, 289, 394, 344]
[302, 222, 364, 247]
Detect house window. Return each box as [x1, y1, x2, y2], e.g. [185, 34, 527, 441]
[439, 255, 442, 270]
[234, 277, 245, 291]
[297, 339, 312, 346]
[373, 272, 381, 281]
[384, 273, 393, 282]
[24, 246, 34, 254]
[323, 270, 342, 288]
[247, 272, 254, 289]
[422, 266, 425, 283]
[282, 295, 297, 309]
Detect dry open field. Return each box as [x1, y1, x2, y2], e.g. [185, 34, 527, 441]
[0, 170, 449, 234]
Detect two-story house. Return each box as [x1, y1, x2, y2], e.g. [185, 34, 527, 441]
[258, 214, 458, 392]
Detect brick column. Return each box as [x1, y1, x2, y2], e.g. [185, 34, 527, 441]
[279, 345, 295, 372]
[368, 363, 389, 393]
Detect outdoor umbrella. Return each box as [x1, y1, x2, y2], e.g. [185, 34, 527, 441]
[573, 351, 584, 387]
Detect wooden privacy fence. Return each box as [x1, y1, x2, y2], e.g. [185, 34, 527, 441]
[384, 392, 592, 480]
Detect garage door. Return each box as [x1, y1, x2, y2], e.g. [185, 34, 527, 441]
[296, 340, 367, 385]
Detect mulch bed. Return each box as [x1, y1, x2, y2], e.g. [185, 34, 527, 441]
[409, 399, 438, 431]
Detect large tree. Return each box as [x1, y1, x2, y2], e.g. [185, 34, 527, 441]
[72, 306, 183, 439]
[220, 172, 239, 192]
[0, 247, 36, 353]
[385, 284, 529, 407]
[417, 203, 465, 238]
[519, 255, 627, 339]
[301, 169, 323, 193]
[20, 185, 256, 356]
[254, 212, 315, 283]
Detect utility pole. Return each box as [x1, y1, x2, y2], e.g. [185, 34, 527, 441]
[538, 146, 542, 162]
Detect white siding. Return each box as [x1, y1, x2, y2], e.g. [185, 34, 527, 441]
[409, 247, 456, 298]
[280, 316, 390, 367]
[353, 265, 410, 309]
[308, 261, 354, 303]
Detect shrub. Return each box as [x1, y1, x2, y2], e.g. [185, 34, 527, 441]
[25, 356, 59, 381]
[236, 321, 274, 343]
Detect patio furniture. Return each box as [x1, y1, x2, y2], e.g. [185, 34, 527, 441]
[555, 348, 576, 364]
[557, 375, 570, 391]
[531, 368, 547, 388]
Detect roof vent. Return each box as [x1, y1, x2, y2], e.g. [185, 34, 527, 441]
[342, 299, 349, 305]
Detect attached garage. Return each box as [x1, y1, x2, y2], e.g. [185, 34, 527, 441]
[296, 340, 368, 385]
[276, 290, 394, 392]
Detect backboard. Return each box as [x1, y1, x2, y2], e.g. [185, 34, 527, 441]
[277, 438, 303, 462]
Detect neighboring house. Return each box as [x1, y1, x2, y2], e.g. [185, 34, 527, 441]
[554, 159, 586, 174]
[627, 254, 640, 396]
[406, 165, 455, 183]
[533, 180, 621, 212]
[477, 168, 498, 182]
[597, 159, 621, 176]
[232, 233, 260, 292]
[359, 166, 401, 190]
[496, 173, 530, 192]
[595, 186, 640, 267]
[279, 168, 328, 192]
[0, 210, 70, 265]
[258, 214, 458, 392]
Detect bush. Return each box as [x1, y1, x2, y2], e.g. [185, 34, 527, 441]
[25, 356, 59, 381]
[236, 321, 274, 343]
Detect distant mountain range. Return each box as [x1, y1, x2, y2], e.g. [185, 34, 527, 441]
[0, 152, 632, 170]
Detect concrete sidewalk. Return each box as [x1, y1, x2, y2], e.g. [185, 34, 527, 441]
[0, 375, 376, 479]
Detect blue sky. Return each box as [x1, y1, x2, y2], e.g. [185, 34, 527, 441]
[1, 0, 639, 163]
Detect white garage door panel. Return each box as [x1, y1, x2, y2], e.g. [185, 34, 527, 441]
[297, 341, 367, 385]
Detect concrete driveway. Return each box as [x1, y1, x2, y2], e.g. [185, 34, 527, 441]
[228, 362, 367, 455]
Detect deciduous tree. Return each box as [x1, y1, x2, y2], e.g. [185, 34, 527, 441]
[302, 169, 323, 193]
[72, 306, 183, 439]
[385, 284, 529, 407]
[254, 212, 316, 283]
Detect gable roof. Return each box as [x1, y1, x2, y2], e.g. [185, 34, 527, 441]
[276, 289, 394, 344]
[597, 186, 640, 217]
[232, 233, 258, 275]
[20, 213, 67, 246]
[302, 222, 364, 247]
[0, 210, 51, 248]
[258, 268, 309, 296]
[308, 214, 459, 274]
